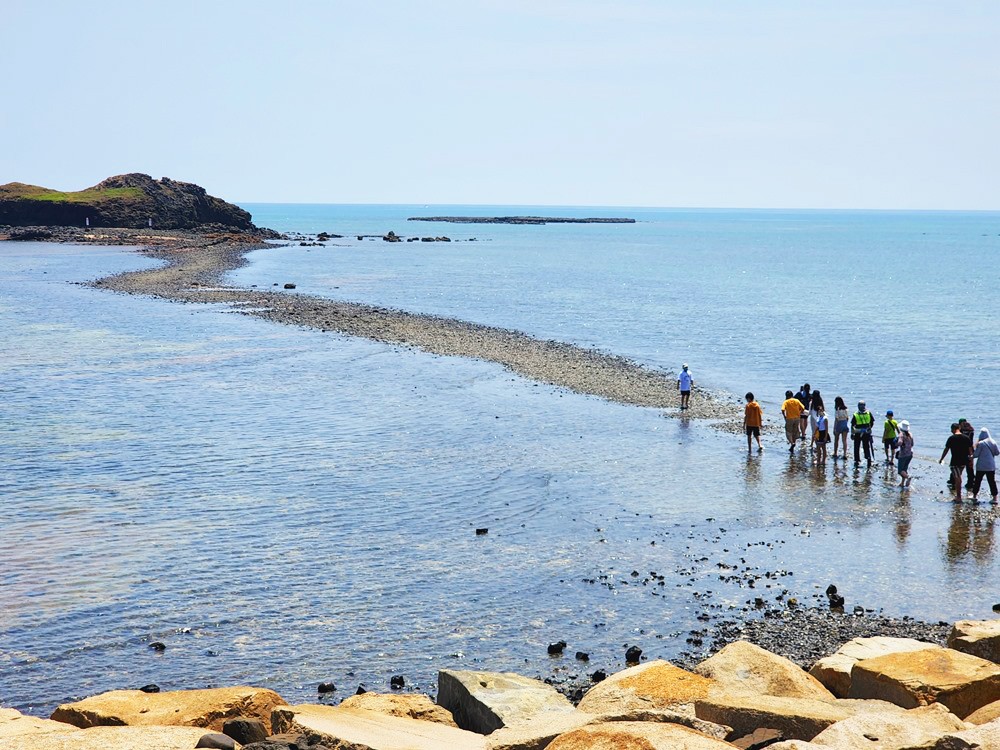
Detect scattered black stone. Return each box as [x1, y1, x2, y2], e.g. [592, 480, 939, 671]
[223, 717, 268, 745]
[148, 641, 166, 652]
[475, 528, 488, 536]
[317, 681, 336, 694]
[243, 732, 333, 750]
[625, 645, 642, 663]
[547, 640, 567, 655]
[197, 733, 237, 749]
[139, 683, 160, 693]
[283, 283, 296, 289]
[575, 651, 590, 662]
[407, 216, 636, 225]
[390, 675, 405, 689]
[591, 669, 607, 682]
[993, 603, 1000, 613]
[355, 684, 367, 695]
[8, 229, 53, 241]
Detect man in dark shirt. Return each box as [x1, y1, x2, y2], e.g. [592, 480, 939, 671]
[795, 384, 812, 440]
[940, 423, 974, 500]
[959, 419, 976, 489]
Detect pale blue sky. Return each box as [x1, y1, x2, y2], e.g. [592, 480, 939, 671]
[3, 1, 998, 208]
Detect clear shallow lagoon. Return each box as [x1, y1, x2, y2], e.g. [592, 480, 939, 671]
[2, 207, 999, 715]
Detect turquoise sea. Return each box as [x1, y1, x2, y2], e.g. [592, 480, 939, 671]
[2, 205, 999, 715]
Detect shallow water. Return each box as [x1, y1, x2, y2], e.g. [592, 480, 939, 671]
[2, 222, 999, 717]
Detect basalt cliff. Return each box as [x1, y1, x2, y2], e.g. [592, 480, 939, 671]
[0, 173, 259, 230]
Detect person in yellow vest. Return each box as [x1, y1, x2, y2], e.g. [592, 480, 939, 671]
[851, 401, 875, 467]
[882, 410, 900, 465]
[781, 390, 804, 453]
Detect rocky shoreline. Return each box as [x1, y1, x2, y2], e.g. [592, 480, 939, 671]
[407, 216, 637, 224]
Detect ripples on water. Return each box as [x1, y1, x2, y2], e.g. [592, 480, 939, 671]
[1, 232, 999, 716]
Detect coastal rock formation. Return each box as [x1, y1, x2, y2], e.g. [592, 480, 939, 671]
[805, 702, 968, 748]
[694, 693, 853, 741]
[337, 692, 457, 726]
[848, 647, 1000, 719]
[694, 640, 835, 702]
[545, 721, 733, 749]
[436, 669, 575, 735]
[809, 636, 942, 698]
[575, 660, 715, 716]
[2, 724, 217, 750]
[270, 704, 486, 749]
[0, 173, 260, 230]
[50, 685, 287, 733]
[948, 620, 1000, 663]
[0, 708, 71, 739]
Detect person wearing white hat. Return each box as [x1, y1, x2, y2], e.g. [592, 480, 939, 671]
[678, 364, 694, 411]
[896, 420, 914, 488]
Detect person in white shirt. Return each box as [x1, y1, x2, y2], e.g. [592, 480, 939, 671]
[678, 364, 694, 410]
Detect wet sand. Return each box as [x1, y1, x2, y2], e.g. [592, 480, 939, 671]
[62, 229, 742, 423]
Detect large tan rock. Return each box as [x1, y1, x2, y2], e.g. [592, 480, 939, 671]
[966, 699, 1000, 725]
[3, 724, 218, 750]
[809, 702, 968, 748]
[437, 670, 575, 735]
[577, 660, 715, 717]
[849, 648, 1000, 718]
[926, 716, 1000, 749]
[696, 641, 834, 702]
[0, 708, 73, 738]
[949, 620, 1000, 664]
[272, 703, 486, 749]
[695, 693, 853, 741]
[810, 637, 942, 698]
[545, 721, 737, 749]
[338, 692, 457, 726]
[484, 708, 731, 750]
[50, 686, 286, 732]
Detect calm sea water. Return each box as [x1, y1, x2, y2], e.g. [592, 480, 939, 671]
[2, 206, 999, 716]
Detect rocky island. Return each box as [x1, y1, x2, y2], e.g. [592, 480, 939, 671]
[407, 216, 636, 225]
[0, 173, 265, 231]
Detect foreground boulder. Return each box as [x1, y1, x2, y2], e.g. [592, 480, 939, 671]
[545, 721, 736, 750]
[271, 703, 485, 749]
[809, 637, 941, 698]
[437, 670, 574, 735]
[926, 715, 1000, 749]
[0, 708, 71, 738]
[576, 660, 715, 716]
[849, 648, 1000, 718]
[3, 724, 215, 750]
[484, 707, 730, 750]
[50, 686, 286, 732]
[338, 693, 457, 726]
[695, 641, 834, 702]
[695, 693, 853, 741]
[808, 702, 968, 748]
[949, 620, 1000, 663]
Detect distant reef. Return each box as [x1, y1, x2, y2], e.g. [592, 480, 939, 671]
[407, 216, 636, 225]
[0, 173, 259, 230]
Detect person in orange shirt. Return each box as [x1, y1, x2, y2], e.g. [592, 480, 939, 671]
[781, 390, 804, 453]
[743, 392, 764, 452]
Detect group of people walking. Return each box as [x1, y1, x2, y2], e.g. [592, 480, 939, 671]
[732, 380, 999, 502]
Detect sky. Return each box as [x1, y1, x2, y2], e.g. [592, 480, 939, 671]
[2, 1, 998, 209]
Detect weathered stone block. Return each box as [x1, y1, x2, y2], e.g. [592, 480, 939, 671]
[437, 669, 575, 735]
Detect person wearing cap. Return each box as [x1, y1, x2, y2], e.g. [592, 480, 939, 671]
[940, 423, 973, 500]
[678, 364, 694, 411]
[882, 410, 900, 465]
[851, 401, 875, 467]
[896, 421, 914, 488]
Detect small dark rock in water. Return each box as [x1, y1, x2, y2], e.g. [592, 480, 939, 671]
[475, 528, 488, 535]
[223, 717, 267, 745]
[139, 683, 160, 693]
[826, 584, 838, 597]
[356, 684, 367, 695]
[625, 645, 642, 663]
[148, 641, 166, 652]
[829, 594, 845, 609]
[283, 283, 296, 289]
[591, 669, 607, 682]
[390, 675, 405, 689]
[575, 651, 590, 662]
[547, 640, 567, 655]
[993, 603, 1000, 613]
[317, 681, 336, 694]
[197, 733, 236, 749]
[853, 606, 865, 616]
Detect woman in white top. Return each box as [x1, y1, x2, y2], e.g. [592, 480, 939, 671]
[832, 396, 850, 460]
[809, 390, 825, 450]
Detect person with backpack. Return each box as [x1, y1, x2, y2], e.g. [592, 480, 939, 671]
[851, 401, 875, 467]
[882, 410, 900, 465]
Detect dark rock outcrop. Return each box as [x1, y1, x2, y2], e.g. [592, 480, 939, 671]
[0, 173, 260, 230]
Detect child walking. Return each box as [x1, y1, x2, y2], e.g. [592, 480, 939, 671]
[743, 392, 764, 452]
[896, 421, 913, 488]
[814, 405, 829, 463]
